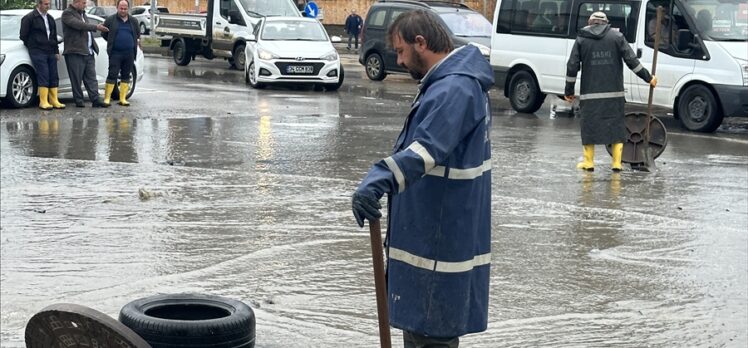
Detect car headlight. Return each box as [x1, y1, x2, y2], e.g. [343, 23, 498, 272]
[320, 50, 338, 61]
[468, 42, 490, 57]
[0, 54, 5, 66]
[258, 48, 278, 61]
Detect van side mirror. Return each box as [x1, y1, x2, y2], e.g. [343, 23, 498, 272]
[676, 29, 694, 51]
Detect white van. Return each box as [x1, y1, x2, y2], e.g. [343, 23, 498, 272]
[490, 0, 747, 132]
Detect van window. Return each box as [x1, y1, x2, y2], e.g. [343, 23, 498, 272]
[576, 2, 638, 42]
[367, 9, 387, 28]
[389, 9, 407, 26]
[496, 0, 572, 35]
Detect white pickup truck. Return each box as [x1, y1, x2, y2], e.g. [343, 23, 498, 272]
[154, 0, 301, 69]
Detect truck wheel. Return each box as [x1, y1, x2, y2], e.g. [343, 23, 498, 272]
[676, 84, 723, 132]
[119, 293, 256, 348]
[508, 70, 545, 114]
[233, 43, 246, 71]
[173, 39, 191, 66]
[365, 53, 386, 81]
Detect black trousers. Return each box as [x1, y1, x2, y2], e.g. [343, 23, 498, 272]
[403, 331, 459, 348]
[106, 51, 134, 84]
[64, 54, 99, 103]
[347, 33, 359, 48]
[30, 53, 59, 88]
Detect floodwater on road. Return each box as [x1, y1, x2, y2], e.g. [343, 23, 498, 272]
[1, 56, 747, 347]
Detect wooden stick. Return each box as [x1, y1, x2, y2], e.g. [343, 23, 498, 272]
[369, 219, 391, 348]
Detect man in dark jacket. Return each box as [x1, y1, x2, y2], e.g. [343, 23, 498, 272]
[352, 10, 493, 347]
[19, 0, 65, 110]
[62, 0, 109, 107]
[565, 11, 657, 171]
[101, 0, 139, 106]
[344, 9, 362, 50]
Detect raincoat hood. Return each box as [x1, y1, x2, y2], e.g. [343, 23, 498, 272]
[579, 23, 611, 39]
[420, 44, 494, 93]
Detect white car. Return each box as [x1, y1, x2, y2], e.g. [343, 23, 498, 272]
[130, 5, 168, 35]
[244, 16, 343, 91]
[0, 9, 144, 108]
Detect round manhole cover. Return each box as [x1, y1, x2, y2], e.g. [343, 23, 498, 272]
[606, 113, 668, 164]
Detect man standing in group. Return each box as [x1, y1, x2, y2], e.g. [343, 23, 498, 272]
[351, 10, 493, 347]
[565, 11, 656, 171]
[19, 0, 65, 110]
[102, 0, 139, 107]
[62, 0, 109, 108]
[344, 9, 362, 50]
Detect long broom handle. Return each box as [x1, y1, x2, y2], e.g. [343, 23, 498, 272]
[647, 7, 663, 140]
[369, 219, 392, 348]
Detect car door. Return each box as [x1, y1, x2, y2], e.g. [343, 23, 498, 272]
[212, 0, 236, 56]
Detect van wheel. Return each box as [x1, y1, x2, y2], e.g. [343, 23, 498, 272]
[173, 38, 192, 66]
[676, 84, 722, 132]
[508, 70, 544, 113]
[233, 43, 246, 71]
[119, 293, 256, 348]
[365, 53, 386, 81]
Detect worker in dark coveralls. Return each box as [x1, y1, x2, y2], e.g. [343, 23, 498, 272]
[565, 11, 657, 171]
[351, 10, 493, 347]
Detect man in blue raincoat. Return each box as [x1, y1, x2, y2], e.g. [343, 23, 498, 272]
[352, 10, 494, 347]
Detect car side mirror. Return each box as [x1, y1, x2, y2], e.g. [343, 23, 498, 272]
[57, 34, 63, 43]
[330, 35, 341, 43]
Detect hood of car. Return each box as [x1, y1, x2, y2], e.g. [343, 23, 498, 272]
[259, 40, 335, 59]
[0, 40, 24, 54]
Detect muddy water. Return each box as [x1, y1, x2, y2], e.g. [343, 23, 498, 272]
[1, 58, 746, 347]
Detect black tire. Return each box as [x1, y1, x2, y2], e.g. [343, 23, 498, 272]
[508, 70, 545, 113]
[119, 293, 256, 348]
[247, 61, 265, 89]
[140, 22, 147, 35]
[111, 67, 137, 100]
[4, 66, 37, 108]
[233, 43, 246, 71]
[173, 38, 191, 66]
[676, 84, 723, 132]
[325, 65, 344, 91]
[365, 52, 386, 81]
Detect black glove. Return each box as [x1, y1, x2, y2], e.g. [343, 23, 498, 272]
[352, 191, 382, 227]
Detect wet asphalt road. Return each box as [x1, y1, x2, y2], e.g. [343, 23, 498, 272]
[1, 53, 747, 347]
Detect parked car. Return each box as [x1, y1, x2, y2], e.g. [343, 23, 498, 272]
[244, 16, 343, 91]
[131, 5, 169, 34]
[0, 9, 145, 108]
[358, 0, 492, 81]
[87, 6, 116, 18]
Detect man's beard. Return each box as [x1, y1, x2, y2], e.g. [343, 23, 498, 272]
[402, 50, 426, 80]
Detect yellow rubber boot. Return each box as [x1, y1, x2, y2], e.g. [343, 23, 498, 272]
[118, 82, 130, 106]
[48, 87, 65, 109]
[576, 145, 595, 171]
[38, 87, 52, 110]
[611, 143, 624, 172]
[103, 83, 115, 106]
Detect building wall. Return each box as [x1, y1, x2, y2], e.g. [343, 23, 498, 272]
[99, 1, 497, 24]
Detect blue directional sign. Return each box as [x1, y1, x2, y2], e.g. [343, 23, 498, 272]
[304, 1, 318, 18]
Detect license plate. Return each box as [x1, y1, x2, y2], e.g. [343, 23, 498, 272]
[286, 65, 313, 74]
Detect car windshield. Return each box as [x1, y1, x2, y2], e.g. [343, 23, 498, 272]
[439, 11, 492, 37]
[262, 20, 327, 41]
[684, 0, 748, 41]
[238, 0, 300, 17]
[0, 15, 22, 41]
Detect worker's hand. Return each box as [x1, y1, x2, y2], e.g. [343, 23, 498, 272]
[352, 191, 382, 228]
[564, 95, 576, 103]
[96, 24, 109, 32]
[650, 76, 657, 88]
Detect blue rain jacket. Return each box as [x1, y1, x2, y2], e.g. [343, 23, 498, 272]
[356, 45, 494, 338]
